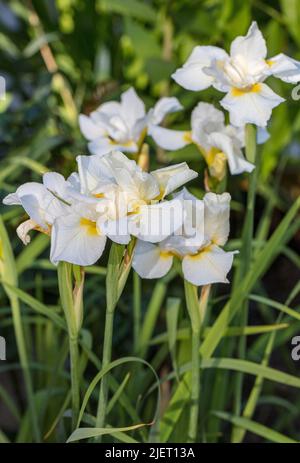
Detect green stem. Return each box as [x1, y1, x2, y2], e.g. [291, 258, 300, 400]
[57, 262, 83, 430]
[96, 309, 114, 429]
[184, 280, 201, 443]
[232, 124, 257, 442]
[69, 335, 80, 428]
[96, 242, 134, 436]
[133, 271, 141, 352]
[189, 326, 200, 442]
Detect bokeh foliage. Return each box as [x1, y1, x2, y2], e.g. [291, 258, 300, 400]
[0, 0, 299, 443]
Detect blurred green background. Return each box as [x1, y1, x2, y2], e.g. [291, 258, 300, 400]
[0, 0, 300, 443]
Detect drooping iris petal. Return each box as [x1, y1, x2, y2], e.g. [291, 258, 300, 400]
[182, 245, 236, 286]
[221, 83, 284, 127]
[268, 53, 300, 83]
[148, 97, 183, 126]
[148, 125, 190, 150]
[16, 219, 42, 245]
[50, 214, 106, 266]
[132, 240, 173, 279]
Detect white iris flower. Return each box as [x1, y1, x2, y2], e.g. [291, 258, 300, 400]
[79, 87, 182, 156]
[132, 190, 237, 286]
[150, 102, 255, 178]
[3, 151, 198, 267]
[172, 22, 300, 127]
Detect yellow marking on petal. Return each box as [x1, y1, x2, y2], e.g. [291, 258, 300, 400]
[93, 193, 105, 198]
[231, 83, 262, 97]
[154, 187, 165, 201]
[160, 250, 173, 259]
[127, 203, 141, 216]
[266, 59, 274, 67]
[35, 224, 51, 236]
[80, 218, 98, 236]
[183, 131, 192, 143]
[109, 138, 135, 148]
[205, 147, 222, 166]
[188, 244, 213, 260]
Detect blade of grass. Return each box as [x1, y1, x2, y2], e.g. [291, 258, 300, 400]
[160, 198, 300, 442]
[213, 411, 297, 443]
[0, 216, 40, 442]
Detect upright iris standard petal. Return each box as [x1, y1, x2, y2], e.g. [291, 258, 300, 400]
[151, 163, 198, 197]
[172, 46, 228, 90]
[230, 21, 267, 62]
[120, 87, 146, 128]
[203, 192, 231, 246]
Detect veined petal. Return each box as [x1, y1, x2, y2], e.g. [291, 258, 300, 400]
[151, 162, 198, 197]
[132, 240, 173, 279]
[149, 97, 183, 126]
[79, 114, 104, 141]
[208, 132, 254, 175]
[204, 192, 231, 246]
[50, 214, 106, 266]
[172, 46, 228, 91]
[149, 125, 190, 150]
[230, 21, 267, 61]
[182, 245, 236, 286]
[221, 83, 285, 127]
[267, 53, 300, 83]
